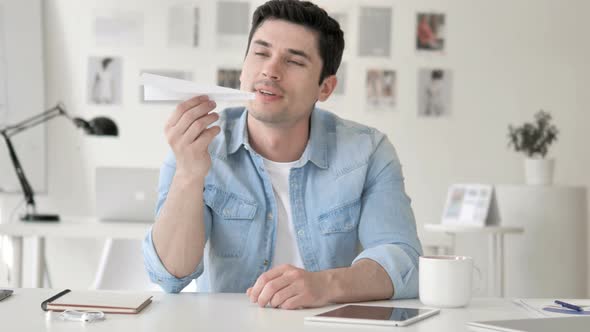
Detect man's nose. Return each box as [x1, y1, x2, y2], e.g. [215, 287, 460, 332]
[262, 58, 282, 81]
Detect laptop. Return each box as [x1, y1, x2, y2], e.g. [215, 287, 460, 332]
[95, 167, 160, 222]
[467, 317, 590, 332]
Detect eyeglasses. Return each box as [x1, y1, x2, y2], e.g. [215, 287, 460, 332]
[59, 310, 105, 323]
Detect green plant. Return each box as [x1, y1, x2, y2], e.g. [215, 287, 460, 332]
[508, 110, 559, 158]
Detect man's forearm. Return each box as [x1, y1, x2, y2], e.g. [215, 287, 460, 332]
[152, 174, 206, 278]
[322, 259, 394, 303]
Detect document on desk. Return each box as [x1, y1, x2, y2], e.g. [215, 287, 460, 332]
[141, 73, 255, 102]
[513, 299, 590, 317]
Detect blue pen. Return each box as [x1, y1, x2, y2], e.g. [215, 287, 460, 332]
[555, 300, 583, 312]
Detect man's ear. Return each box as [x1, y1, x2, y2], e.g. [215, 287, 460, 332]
[318, 75, 337, 102]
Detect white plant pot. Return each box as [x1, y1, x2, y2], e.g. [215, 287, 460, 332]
[524, 158, 555, 185]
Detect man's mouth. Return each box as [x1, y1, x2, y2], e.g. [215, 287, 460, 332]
[258, 89, 277, 96]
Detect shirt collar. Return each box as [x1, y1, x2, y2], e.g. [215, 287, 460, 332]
[227, 107, 328, 169]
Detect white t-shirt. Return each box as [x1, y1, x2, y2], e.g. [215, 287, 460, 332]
[262, 157, 304, 269]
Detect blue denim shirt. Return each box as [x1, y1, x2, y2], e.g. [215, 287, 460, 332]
[143, 107, 422, 299]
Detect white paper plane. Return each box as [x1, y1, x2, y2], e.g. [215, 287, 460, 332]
[140, 73, 255, 102]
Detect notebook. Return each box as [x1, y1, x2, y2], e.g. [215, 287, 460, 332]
[467, 317, 590, 332]
[95, 167, 160, 222]
[41, 289, 153, 314]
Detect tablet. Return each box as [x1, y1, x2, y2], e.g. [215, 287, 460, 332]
[304, 305, 440, 327]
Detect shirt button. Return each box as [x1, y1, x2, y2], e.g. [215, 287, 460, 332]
[263, 260, 269, 266]
[297, 230, 305, 237]
[267, 213, 273, 220]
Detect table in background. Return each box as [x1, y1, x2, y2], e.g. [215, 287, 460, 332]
[0, 217, 150, 288]
[0, 289, 532, 332]
[424, 224, 524, 298]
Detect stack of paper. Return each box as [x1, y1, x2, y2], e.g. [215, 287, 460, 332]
[141, 73, 255, 102]
[513, 299, 590, 318]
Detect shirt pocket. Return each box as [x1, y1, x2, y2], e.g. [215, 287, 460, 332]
[204, 185, 258, 258]
[317, 199, 361, 234]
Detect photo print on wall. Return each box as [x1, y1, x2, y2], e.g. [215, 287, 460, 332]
[416, 12, 446, 52]
[366, 69, 396, 110]
[87, 56, 123, 105]
[417, 68, 452, 117]
[168, 4, 200, 47]
[217, 68, 241, 89]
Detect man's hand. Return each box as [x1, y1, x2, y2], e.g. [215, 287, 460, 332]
[246, 265, 331, 310]
[165, 95, 220, 181]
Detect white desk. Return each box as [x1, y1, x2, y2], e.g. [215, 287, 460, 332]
[424, 224, 524, 298]
[0, 289, 534, 331]
[0, 217, 150, 288]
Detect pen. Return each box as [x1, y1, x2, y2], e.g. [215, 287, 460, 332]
[554, 300, 583, 312]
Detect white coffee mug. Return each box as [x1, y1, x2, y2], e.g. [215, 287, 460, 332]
[419, 255, 479, 308]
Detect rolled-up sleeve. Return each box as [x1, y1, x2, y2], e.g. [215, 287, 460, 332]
[142, 151, 212, 293]
[352, 134, 422, 299]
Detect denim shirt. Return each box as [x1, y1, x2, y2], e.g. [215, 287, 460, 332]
[143, 107, 422, 299]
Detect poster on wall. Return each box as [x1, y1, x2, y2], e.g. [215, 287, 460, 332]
[168, 5, 200, 47]
[366, 69, 396, 110]
[87, 56, 123, 105]
[358, 7, 392, 57]
[217, 68, 241, 89]
[139, 70, 193, 103]
[417, 68, 452, 117]
[216, 1, 250, 49]
[93, 10, 144, 47]
[416, 12, 446, 52]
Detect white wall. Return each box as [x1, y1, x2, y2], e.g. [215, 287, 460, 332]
[1, 0, 589, 294]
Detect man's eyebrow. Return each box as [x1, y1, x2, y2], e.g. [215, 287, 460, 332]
[253, 39, 271, 47]
[287, 48, 310, 61]
[252, 39, 311, 61]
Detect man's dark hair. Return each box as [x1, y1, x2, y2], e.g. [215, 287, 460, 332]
[246, 0, 345, 84]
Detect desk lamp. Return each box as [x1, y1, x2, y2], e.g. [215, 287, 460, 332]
[0, 103, 118, 222]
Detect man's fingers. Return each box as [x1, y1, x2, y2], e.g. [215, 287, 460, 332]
[278, 294, 305, 310]
[256, 276, 293, 308]
[191, 126, 221, 149]
[249, 266, 291, 303]
[173, 100, 216, 136]
[269, 284, 298, 308]
[165, 95, 209, 130]
[180, 112, 220, 145]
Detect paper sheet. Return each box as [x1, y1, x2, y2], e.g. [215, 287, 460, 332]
[513, 299, 590, 318]
[140, 73, 255, 102]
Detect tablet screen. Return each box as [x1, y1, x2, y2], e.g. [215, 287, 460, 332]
[315, 305, 427, 322]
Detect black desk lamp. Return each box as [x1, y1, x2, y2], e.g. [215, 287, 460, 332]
[0, 103, 118, 222]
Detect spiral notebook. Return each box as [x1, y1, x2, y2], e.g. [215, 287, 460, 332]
[41, 289, 153, 314]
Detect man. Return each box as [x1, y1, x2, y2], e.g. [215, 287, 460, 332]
[143, 0, 422, 310]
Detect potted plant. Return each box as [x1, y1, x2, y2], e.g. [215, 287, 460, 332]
[508, 110, 559, 185]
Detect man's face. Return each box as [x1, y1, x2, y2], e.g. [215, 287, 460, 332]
[240, 19, 334, 126]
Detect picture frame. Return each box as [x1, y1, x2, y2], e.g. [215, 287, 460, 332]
[441, 184, 500, 227]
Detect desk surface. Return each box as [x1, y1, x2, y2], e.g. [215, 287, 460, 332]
[0, 217, 150, 239]
[0, 289, 531, 331]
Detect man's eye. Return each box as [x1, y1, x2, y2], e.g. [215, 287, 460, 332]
[255, 52, 269, 57]
[288, 60, 303, 66]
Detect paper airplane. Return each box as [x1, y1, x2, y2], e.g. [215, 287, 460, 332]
[140, 73, 255, 102]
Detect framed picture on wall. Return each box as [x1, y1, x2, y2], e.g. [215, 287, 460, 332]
[416, 12, 446, 53]
[441, 184, 500, 227]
